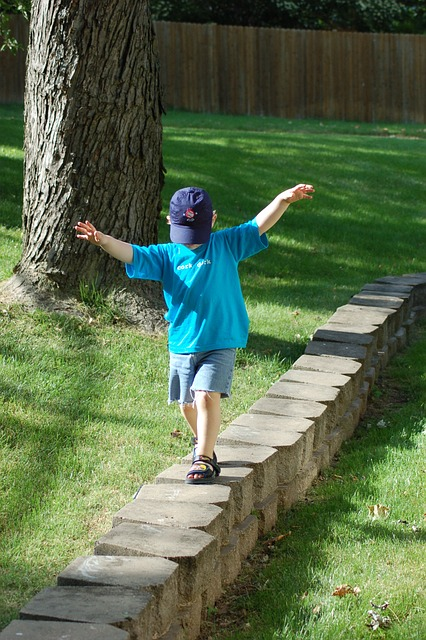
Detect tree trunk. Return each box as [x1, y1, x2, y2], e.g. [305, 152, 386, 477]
[3, 0, 166, 331]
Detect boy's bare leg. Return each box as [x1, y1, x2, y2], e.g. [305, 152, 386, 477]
[187, 390, 221, 480]
[179, 403, 198, 439]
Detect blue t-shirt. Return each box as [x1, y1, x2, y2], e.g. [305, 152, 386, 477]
[126, 219, 268, 353]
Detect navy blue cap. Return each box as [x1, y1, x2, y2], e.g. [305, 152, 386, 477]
[169, 187, 213, 244]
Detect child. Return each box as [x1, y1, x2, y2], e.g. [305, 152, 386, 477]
[75, 183, 314, 483]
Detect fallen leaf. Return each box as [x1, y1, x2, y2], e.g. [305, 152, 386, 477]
[264, 532, 291, 546]
[367, 610, 392, 630]
[170, 429, 183, 438]
[332, 584, 360, 597]
[368, 504, 390, 519]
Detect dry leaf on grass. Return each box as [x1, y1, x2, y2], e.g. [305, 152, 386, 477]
[368, 504, 390, 519]
[170, 429, 183, 438]
[332, 584, 361, 597]
[366, 610, 392, 630]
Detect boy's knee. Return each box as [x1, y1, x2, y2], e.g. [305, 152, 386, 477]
[194, 390, 220, 407]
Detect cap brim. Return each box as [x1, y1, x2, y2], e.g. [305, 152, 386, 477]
[170, 224, 212, 245]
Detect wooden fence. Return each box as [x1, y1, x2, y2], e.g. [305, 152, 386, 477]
[1, 17, 424, 123]
[155, 22, 425, 123]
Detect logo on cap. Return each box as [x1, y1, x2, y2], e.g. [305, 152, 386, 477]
[184, 208, 196, 222]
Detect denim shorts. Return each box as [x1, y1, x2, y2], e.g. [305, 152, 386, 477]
[168, 348, 237, 404]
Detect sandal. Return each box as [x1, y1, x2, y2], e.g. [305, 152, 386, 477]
[191, 437, 218, 467]
[185, 455, 221, 484]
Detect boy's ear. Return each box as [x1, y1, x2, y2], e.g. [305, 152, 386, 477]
[166, 215, 171, 225]
[212, 211, 217, 227]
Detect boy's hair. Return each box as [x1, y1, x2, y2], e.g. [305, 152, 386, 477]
[169, 187, 213, 245]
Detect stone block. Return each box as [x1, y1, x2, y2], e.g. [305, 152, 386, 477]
[254, 492, 278, 535]
[313, 322, 378, 348]
[133, 483, 234, 536]
[305, 339, 368, 365]
[378, 344, 390, 369]
[266, 379, 342, 430]
[94, 523, 217, 603]
[218, 415, 307, 484]
[19, 586, 153, 639]
[292, 352, 362, 377]
[325, 426, 346, 459]
[112, 498, 225, 543]
[278, 460, 319, 509]
[176, 594, 203, 640]
[182, 443, 278, 503]
[395, 326, 407, 350]
[338, 398, 362, 440]
[313, 443, 330, 472]
[154, 465, 254, 526]
[349, 294, 406, 326]
[0, 620, 129, 640]
[220, 532, 241, 587]
[228, 412, 315, 468]
[233, 515, 259, 561]
[57, 555, 178, 637]
[158, 622, 186, 640]
[201, 558, 222, 610]
[248, 396, 330, 449]
[281, 368, 353, 414]
[361, 282, 412, 296]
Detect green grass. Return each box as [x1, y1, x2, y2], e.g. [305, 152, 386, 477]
[0, 106, 425, 632]
[204, 324, 426, 640]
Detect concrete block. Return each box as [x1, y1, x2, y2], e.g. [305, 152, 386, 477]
[132, 483, 234, 535]
[228, 412, 315, 468]
[158, 622, 186, 640]
[154, 464, 254, 526]
[278, 459, 319, 509]
[334, 303, 398, 336]
[220, 532, 241, 587]
[112, 499, 225, 543]
[234, 515, 259, 561]
[388, 335, 398, 358]
[254, 492, 278, 535]
[201, 558, 222, 610]
[314, 443, 330, 472]
[57, 555, 178, 636]
[182, 443, 279, 503]
[325, 426, 347, 459]
[0, 620, 129, 640]
[266, 379, 342, 433]
[248, 396, 330, 449]
[313, 322, 378, 348]
[292, 352, 363, 378]
[218, 416, 307, 484]
[378, 344, 390, 369]
[338, 398, 362, 440]
[176, 595, 203, 640]
[280, 368, 353, 414]
[349, 294, 406, 326]
[395, 326, 407, 350]
[19, 586, 153, 639]
[305, 339, 368, 365]
[94, 523, 218, 603]
[361, 282, 412, 296]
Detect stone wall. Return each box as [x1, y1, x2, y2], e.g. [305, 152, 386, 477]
[1, 273, 425, 640]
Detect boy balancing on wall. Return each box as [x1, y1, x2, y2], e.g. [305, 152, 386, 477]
[75, 183, 314, 484]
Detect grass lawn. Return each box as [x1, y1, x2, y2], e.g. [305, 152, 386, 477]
[0, 106, 425, 634]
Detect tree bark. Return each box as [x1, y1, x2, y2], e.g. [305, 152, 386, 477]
[3, 0, 166, 331]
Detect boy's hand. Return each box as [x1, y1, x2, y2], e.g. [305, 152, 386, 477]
[75, 220, 104, 246]
[282, 184, 315, 203]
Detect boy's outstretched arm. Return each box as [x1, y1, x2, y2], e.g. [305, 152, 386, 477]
[255, 184, 314, 235]
[75, 220, 133, 264]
